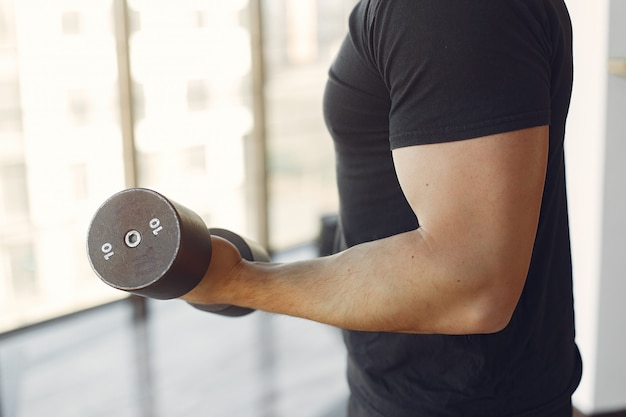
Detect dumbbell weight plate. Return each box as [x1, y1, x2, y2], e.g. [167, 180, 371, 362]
[86, 188, 212, 300]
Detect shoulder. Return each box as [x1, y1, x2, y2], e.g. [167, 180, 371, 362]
[351, 0, 558, 46]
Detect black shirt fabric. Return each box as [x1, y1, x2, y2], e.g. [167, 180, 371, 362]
[323, 1, 582, 416]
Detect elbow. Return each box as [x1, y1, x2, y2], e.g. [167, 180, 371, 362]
[457, 260, 527, 335]
[464, 287, 520, 334]
[469, 305, 514, 334]
[425, 286, 519, 335]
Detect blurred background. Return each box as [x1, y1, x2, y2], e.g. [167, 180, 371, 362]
[0, 0, 624, 416]
[0, 0, 353, 416]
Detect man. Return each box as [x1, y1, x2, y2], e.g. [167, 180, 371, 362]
[184, 1, 582, 415]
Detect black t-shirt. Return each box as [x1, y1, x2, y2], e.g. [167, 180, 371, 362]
[323, 1, 582, 416]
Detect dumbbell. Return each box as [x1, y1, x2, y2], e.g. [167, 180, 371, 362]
[86, 188, 269, 316]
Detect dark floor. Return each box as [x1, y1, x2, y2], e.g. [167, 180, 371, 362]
[0, 246, 349, 417]
[0, 299, 349, 417]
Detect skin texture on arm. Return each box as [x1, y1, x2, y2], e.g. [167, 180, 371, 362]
[182, 125, 549, 335]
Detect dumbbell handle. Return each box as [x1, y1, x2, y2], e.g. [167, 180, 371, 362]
[189, 228, 268, 316]
[86, 188, 269, 317]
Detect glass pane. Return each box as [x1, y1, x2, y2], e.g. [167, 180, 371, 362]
[0, 302, 139, 417]
[127, 0, 253, 236]
[0, 0, 126, 332]
[264, 0, 356, 250]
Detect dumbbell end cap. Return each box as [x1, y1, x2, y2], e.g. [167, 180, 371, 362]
[86, 188, 212, 300]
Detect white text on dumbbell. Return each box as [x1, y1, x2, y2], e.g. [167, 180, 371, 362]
[101, 243, 114, 260]
[150, 218, 163, 236]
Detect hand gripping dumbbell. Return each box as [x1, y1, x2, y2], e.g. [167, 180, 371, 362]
[86, 188, 269, 316]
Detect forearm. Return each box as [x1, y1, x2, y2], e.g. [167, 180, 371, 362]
[183, 227, 521, 335]
[242, 235, 434, 332]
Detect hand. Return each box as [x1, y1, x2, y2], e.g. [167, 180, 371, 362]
[180, 235, 244, 306]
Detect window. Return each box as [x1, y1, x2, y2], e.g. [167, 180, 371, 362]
[0, 80, 23, 134]
[0, 0, 354, 332]
[61, 11, 82, 35]
[186, 79, 212, 112]
[67, 88, 92, 125]
[0, 0, 125, 332]
[0, 0, 13, 43]
[264, 0, 355, 249]
[7, 242, 37, 297]
[192, 9, 209, 29]
[0, 163, 29, 219]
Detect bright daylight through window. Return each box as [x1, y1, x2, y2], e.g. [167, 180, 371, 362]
[0, 0, 352, 332]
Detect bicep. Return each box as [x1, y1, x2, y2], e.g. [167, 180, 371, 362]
[392, 126, 549, 328]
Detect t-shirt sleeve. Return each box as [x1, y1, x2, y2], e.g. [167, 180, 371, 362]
[349, 0, 553, 149]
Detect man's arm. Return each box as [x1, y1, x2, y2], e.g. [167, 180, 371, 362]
[182, 126, 549, 335]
